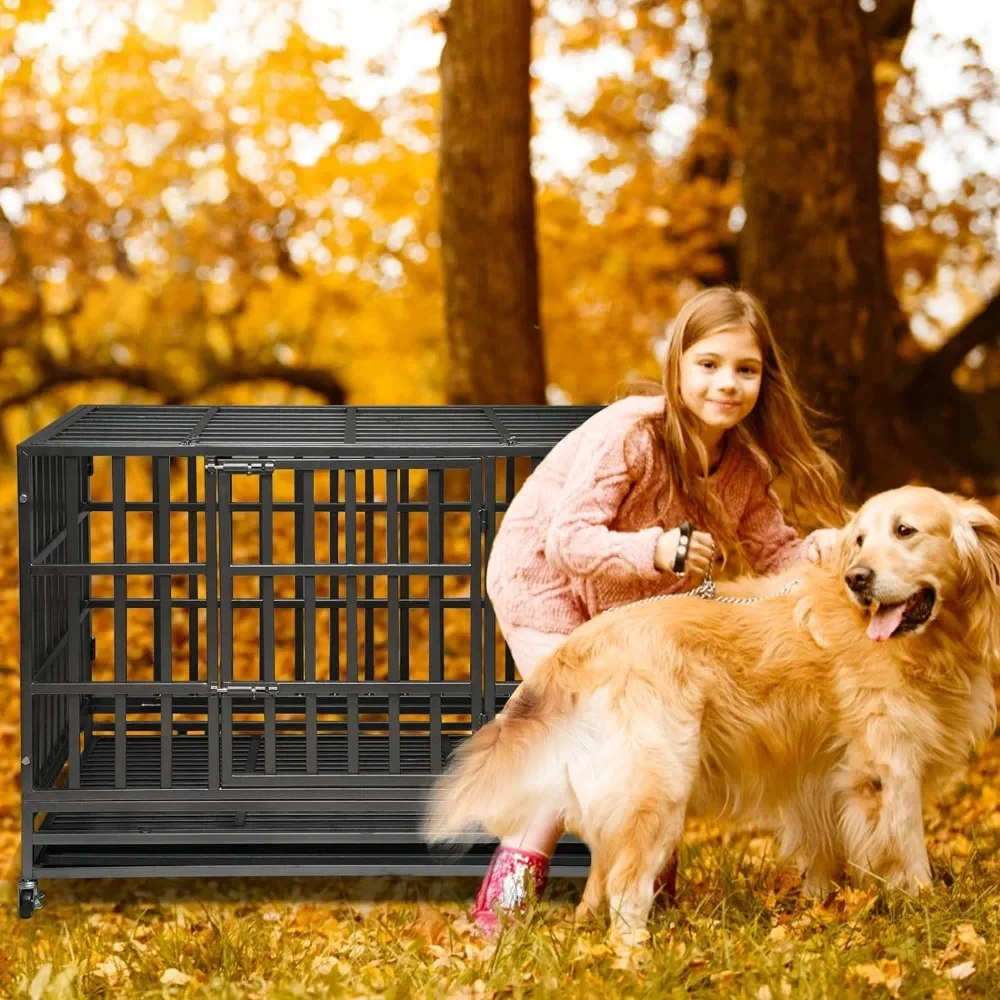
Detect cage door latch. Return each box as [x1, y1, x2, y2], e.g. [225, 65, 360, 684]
[205, 460, 276, 476]
[211, 683, 279, 699]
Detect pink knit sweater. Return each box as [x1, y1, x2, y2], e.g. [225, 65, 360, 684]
[486, 394, 806, 635]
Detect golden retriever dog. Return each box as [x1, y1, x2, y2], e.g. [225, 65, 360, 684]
[422, 486, 999, 944]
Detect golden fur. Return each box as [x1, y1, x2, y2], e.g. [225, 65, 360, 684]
[422, 487, 1000, 944]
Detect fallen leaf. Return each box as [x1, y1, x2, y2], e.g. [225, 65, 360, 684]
[412, 903, 449, 945]
[954, 924, 986, 952]
[94, 956, 129, 981]
[943, 961, 976, 981]
[850, 959, 904, 997]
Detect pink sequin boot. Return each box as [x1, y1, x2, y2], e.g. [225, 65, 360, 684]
[471, 845, 550, 936]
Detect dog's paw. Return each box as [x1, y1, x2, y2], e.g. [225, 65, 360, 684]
[800, 872, 835, 899]
[609, 923, 651, 958]
[882, 866, 932, 897]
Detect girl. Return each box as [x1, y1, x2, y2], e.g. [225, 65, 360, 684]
[474, 285, 847, 935]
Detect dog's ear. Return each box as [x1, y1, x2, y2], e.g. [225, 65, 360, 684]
[952, 498, 1000, 662]
[952, 497, 1000, 589]
[832, 507, 860, 567]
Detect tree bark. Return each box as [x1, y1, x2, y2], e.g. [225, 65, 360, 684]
[867, 0, 916, 43]
[438, 0, 546, 405]
[734, 0, 912, 497]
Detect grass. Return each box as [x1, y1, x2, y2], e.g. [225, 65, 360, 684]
[1, 808, 996, 999]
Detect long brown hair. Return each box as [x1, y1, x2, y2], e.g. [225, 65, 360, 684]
[622, 286, 847, 572]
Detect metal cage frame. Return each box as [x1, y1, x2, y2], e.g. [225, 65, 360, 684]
[15, 404, 601, 917]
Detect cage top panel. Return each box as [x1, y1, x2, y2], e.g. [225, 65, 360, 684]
[18, 404, 605, 455]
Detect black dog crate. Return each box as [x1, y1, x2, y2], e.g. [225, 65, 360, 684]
[16, 404, 601, 918]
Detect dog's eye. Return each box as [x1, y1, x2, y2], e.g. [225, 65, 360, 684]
[855, 533, 864, 547]
[896, 523, 916, 538]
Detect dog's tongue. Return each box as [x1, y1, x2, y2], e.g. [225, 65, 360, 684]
[867, 602, 906, 642]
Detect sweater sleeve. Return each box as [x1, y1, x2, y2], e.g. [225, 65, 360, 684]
[543, 418, 665, 582]
[737, 468, 806, 574]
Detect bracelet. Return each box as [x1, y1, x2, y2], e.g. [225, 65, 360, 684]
[673, 520, 692, 574]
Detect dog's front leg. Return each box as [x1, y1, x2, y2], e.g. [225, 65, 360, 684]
[777, 777, 844, 897]
[837, 735, 931, 894]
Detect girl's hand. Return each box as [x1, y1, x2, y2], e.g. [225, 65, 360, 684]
[655, 526, 715, 582]
[804, 527, 840, 565]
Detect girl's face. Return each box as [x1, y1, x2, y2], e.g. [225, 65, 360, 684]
[679, 326, 763, 435]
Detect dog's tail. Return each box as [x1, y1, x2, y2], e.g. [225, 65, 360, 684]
[421, 652, 584, 848]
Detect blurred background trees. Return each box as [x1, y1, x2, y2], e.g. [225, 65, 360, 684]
[0, 0, 997, 497]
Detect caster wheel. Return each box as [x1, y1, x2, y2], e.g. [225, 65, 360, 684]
[18, 882, 43, 919]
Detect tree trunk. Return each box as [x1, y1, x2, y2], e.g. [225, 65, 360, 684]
[734, 0, 912, 497]
[438, 0, 546, 405]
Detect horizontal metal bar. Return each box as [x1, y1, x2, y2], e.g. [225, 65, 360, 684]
[25, 793, 440, 811]
[35, 831, 437, 845]
[223, 458, 481, 472]
[29, 859, 590, 879]
[222, 681, 474, 696]
[85, 499, 480, 515]
[31, 562, 472, 577]
[29, 682, 211, 696]
[228, 563, 472, 577]
[19, 443, 556, 458]
[85, 596, 485, 612]
[29, 681, 477, 697]
[32, 562, 206, 576]
[25, 780, 446, 804]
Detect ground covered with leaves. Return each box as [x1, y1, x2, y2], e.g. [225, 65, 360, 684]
[1, 467, 998, 998]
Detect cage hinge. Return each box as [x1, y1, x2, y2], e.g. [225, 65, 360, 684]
[205, 460, 276, 476]
[478, 506, 488, 532]
[211, 683, 279, 699]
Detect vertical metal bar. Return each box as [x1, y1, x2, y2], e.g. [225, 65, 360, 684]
[483, 457, 497, 725]
[364, 469, 374, 682]
[81, 455, 93, 731]
[21, 806, 34, 885]
[302, 470, 317, 776]
[468, 462, 483, 743]
[187, 458, 199, 681]
[399, 469, 410, 682]
[259, 472, 276, 775]
[386, 469, 399, 775]
[294, 469, 305, 682]
[112, 457, 127, 789]
[219, 472, 234, 783]
[56, 457, 66, 767]
[205, 462, 220, 789]
[505, 455, 516, 501]
[17, 449, 35, 869]
[152, 457, 172, 683]
[65, 456, 81, 789]
[345, 470, 359, 774]
[33, 455, 43, 790]
[161, 692, 172, 788]
[328, 468, 340, 682]
[428, 468, 443, 764]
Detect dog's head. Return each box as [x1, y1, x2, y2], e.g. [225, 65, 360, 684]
[836, 486, 1000, 646]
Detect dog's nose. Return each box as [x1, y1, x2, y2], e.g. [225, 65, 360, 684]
[845, 566, 874, 593]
